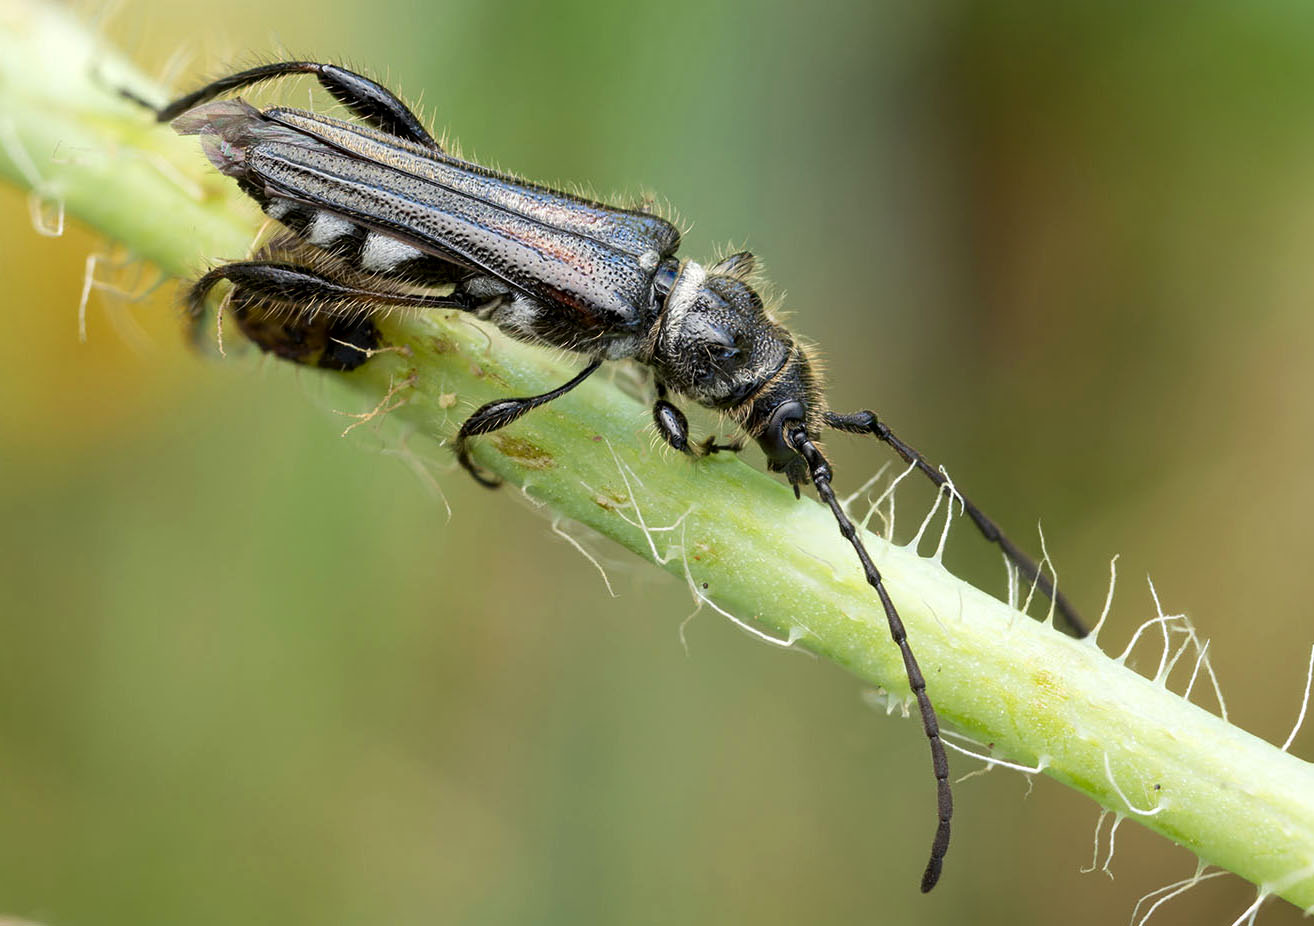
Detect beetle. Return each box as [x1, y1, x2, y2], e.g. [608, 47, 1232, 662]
[136, 61, 1088, 892]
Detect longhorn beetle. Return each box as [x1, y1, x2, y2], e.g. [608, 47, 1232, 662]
[134, 61, 1089, 892]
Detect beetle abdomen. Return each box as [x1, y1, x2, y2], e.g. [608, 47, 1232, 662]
[261, 197, 465, 284]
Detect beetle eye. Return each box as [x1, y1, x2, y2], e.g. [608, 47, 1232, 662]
[694, 340, 742, 386]
[699, 325, 741, 364]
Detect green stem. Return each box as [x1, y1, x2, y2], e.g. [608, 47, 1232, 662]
[4, 0, 1312, 910]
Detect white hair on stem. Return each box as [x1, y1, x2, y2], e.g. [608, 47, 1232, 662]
[1102, 752, 1165, 817]
[336, 372, 415, 437]
[1182, 638, 1212, 703]
[1262, 859, 1314, 913]
[0, 117, 65, 237]
[931, 466, 964, 563]
[1131, 863, 1224, 926]
[76, 251, 164, 348]
[1158, 620, 1201, 687]
[675, 521, 802, 652]
[1086, 554, 1120, 646]
[1146, 579, 1175, 684]
[871, 458, 917, 540]
[1115, 607, 1183, 667]
[379, 429, 453, 522]
[1080, 809, 1111, 876]
[1100, 814, 1124, 877]
[1281, 645, 1314, 753]
[551, 515, 617, 599]
[78, 252, 105, 343]
[1182, 636, 1229, 722]
[1079, 809, 1123, 878]
[1019, 522, 1056, 620]
[1004, 555, 1020, 614]
[849, 464, 895, 537]
[1038, 523, 1060, 628]
[908, 477, 947, 553]
[938, 731, 1049, 778]
[841, 463, 890, 512]
[601, 439, 688, 564]
[1104, 582, 1229, 719]
[1229, 892, 1266, 926]
[860, 687, 913, 720]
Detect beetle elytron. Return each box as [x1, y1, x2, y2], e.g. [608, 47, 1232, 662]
[135, 61, 1088, 892]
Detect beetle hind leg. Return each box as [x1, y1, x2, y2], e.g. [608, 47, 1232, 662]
[455, 360, 603, 488]
[188, 260, 469, 369]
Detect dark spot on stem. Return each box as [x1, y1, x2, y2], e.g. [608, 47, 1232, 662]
[490, 434, 554, 470]
[429, 334, 457, 354]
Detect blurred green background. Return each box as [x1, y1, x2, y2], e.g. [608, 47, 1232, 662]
[3, 0, 1314, 923]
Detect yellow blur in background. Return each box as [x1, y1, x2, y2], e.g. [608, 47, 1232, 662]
[3, 1, 1314, 923]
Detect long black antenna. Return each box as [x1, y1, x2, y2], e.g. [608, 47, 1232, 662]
[789, 424, 952, 893]
[825, 410, 1087, 637]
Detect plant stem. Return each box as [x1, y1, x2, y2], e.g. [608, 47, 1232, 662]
[3, 0, 1312, 910]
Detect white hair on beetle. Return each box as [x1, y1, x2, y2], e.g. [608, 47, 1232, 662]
[659, 259, 706, 351]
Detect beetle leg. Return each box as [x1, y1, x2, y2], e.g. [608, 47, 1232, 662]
[456, 360, 603, 488]
[695, 435, 744, 455]
[653, 384, 742, 457]
[128, 61, 440, 149]
[652, 397, 691, 452]
[188, 260, 471, 319]
[187, 260, 470, 368]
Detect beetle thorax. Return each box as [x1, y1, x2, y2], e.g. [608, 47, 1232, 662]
[657, 259, 709, 358]
[649, 260, 796, 412]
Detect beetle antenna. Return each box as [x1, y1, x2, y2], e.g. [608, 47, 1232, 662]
[788, 424, 952, 893]
[825, 410, 1087, 637]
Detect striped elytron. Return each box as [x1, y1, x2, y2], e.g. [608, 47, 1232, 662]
[141, 60, 1088, 892]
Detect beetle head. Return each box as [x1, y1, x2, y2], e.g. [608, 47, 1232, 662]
[651, 259, 822, 485]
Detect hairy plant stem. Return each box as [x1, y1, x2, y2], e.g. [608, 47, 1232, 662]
[4, 0, 1313, 909]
